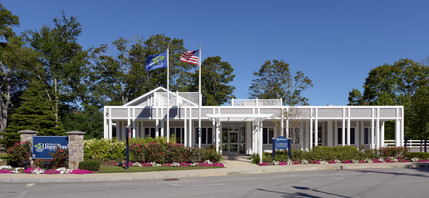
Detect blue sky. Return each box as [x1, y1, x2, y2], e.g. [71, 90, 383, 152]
[4, 0, 429, 105]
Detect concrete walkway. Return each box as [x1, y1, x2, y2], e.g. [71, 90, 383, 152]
[0, 161, 426, 183]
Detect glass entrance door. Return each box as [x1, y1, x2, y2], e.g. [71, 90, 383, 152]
[221, 124, 245, 155]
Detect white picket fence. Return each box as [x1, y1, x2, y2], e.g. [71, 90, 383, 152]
[385, 140, 427, 151]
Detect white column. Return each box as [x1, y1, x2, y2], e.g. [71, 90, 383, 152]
[380, 121, 385, 148]
[108, 118, 112, 140]
[281, 109, 285, 137]
[300, 121, 304, 150]
[355, 120, 361, 148]
[395, 119, 400, 147]
[184, 108, 187, 147]
[342, 119, 345, 146]
[155, 118, 159, 138]
[104, 108, 108, 139]
[132, 120, 136, 138]
[215, 120, 220, 152]
[401, 107, 404, 146]
[315, 119, 318, 147]
[360, 121, 364, 147]
[285, 119, 289, 138]
[347, 120, 350, 146]
[310, 119, 313, 150]
[371, 118, 374, 149]
[161, 119, 164, 138]
[327, 121, 333, 147]
[115, 121, 119, 139]
[334, 121, 337, 146]
[259, 120, 263, 164]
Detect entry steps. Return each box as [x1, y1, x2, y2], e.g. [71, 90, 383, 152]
[223, 155, 251, 161]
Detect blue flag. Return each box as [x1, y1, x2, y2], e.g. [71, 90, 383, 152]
[145, 51, 167, 71]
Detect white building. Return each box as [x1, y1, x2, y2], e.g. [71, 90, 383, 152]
[103, 87, 405, 158]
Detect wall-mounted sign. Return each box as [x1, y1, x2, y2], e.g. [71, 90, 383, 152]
[32, 136, 68, 159]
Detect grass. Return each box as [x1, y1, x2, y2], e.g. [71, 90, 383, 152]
[97, 165, 221, 173]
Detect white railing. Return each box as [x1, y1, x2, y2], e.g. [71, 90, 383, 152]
[232, 98, 282, 106]
[384, 140, 427, 148]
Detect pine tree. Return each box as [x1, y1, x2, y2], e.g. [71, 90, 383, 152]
[1, 79, 64, 149]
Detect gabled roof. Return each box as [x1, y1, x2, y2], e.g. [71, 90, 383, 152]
[123, 87, 198, 107]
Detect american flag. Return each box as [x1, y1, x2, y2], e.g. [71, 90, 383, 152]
[180, 50, 200, 65]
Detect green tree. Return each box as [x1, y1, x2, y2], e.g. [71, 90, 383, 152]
[249, 59, 313, 106]
[24, 13, 89, 124]
[188, 56, 235, 105]
[0, 3, 37, 134]
[90, 34, 194, 106]
[348, 59, 429, 139]
[1, 79, 64, 149]
[347, 88, 368, 105]
[62, 104, 103, 139]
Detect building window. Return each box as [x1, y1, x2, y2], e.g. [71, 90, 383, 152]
[144, 128, 157, 138]
[364, 128, 370, 144]
[337, 128, 355, 144]
[195, 127, 213, 145]
[263, 127, 274, 144]
[170, 128, 184, 144]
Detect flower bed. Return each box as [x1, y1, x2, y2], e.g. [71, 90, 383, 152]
[267, 158, 427, 166]
[0, 165, 94, 175]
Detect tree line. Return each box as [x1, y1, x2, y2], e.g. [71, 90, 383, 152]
[1, 3, 426, 149]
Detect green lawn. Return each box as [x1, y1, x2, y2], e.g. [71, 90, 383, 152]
[98, 165, 221, 173]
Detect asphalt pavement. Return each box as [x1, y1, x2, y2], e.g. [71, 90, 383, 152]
[0, 160, 427, 183]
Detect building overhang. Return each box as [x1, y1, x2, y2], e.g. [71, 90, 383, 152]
[206, 114, 273, 122]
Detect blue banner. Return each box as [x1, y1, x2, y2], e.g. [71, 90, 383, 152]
[273, 136, 289, 150]
[32, 136, 68, 159]
[145, 51, 167, 71]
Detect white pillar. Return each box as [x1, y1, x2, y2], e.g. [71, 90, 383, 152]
[108, 118, 112, 139]
[401, 107, 404, 146]
[371, 118, 374, 149]
[300, 121, 304, 150]
[356, 121, 360, 147]
[132, 120, 136, 138]
[215, 120, 220, 152]
[395, 119, 400, 147]
[380, 121, 385, 148]
[259, 120, 263, 164]
[285, 119, 289, 138]
[334, 121, 337, 146]
[115, 121, 119, 139]
[360, 121, 364, 147]
[184, 108, 187, 147]
[347, 119, 350, 146]
[310, 119, 313, 150]
[281, 109, 285, 137]
[155, 118, 159, 138]
[327, 121, 333, 147]
[104, 108, 108, 139]
[315, 119, 318, 147]
[342, 119, 345, 146]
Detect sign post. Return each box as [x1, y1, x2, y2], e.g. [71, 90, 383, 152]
[272, 136, 292, 160]
[126, 126, 130, 170]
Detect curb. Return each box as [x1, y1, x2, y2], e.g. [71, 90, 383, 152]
[0, 162, 426, 183]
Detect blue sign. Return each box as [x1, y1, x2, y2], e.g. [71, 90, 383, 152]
[32, 136, 68, 159]
[273, 136, 289, 149]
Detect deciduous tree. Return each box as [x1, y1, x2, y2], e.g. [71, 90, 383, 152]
[249, 59, 313, 106]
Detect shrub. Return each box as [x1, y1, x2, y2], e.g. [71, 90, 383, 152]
[379, 147, 409, 159]
[79, 160, 101, 171]
[250, 153, 273, 164]
[6, 141, 31, 167]
[84, 138, 125, 160]
[50, 147, 68, 168]
[199, 145, 222, 162]
[33, 159, 51, 169]
[407, 152, 429, 160]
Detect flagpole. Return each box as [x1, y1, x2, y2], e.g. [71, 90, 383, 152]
[167, 46, 170, 143]
[198, 45, 202, 149]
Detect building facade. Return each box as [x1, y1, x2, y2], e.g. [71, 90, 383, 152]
[103, 87, 405, 158]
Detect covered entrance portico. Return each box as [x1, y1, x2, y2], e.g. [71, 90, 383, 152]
[207, 114, 273, 163]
